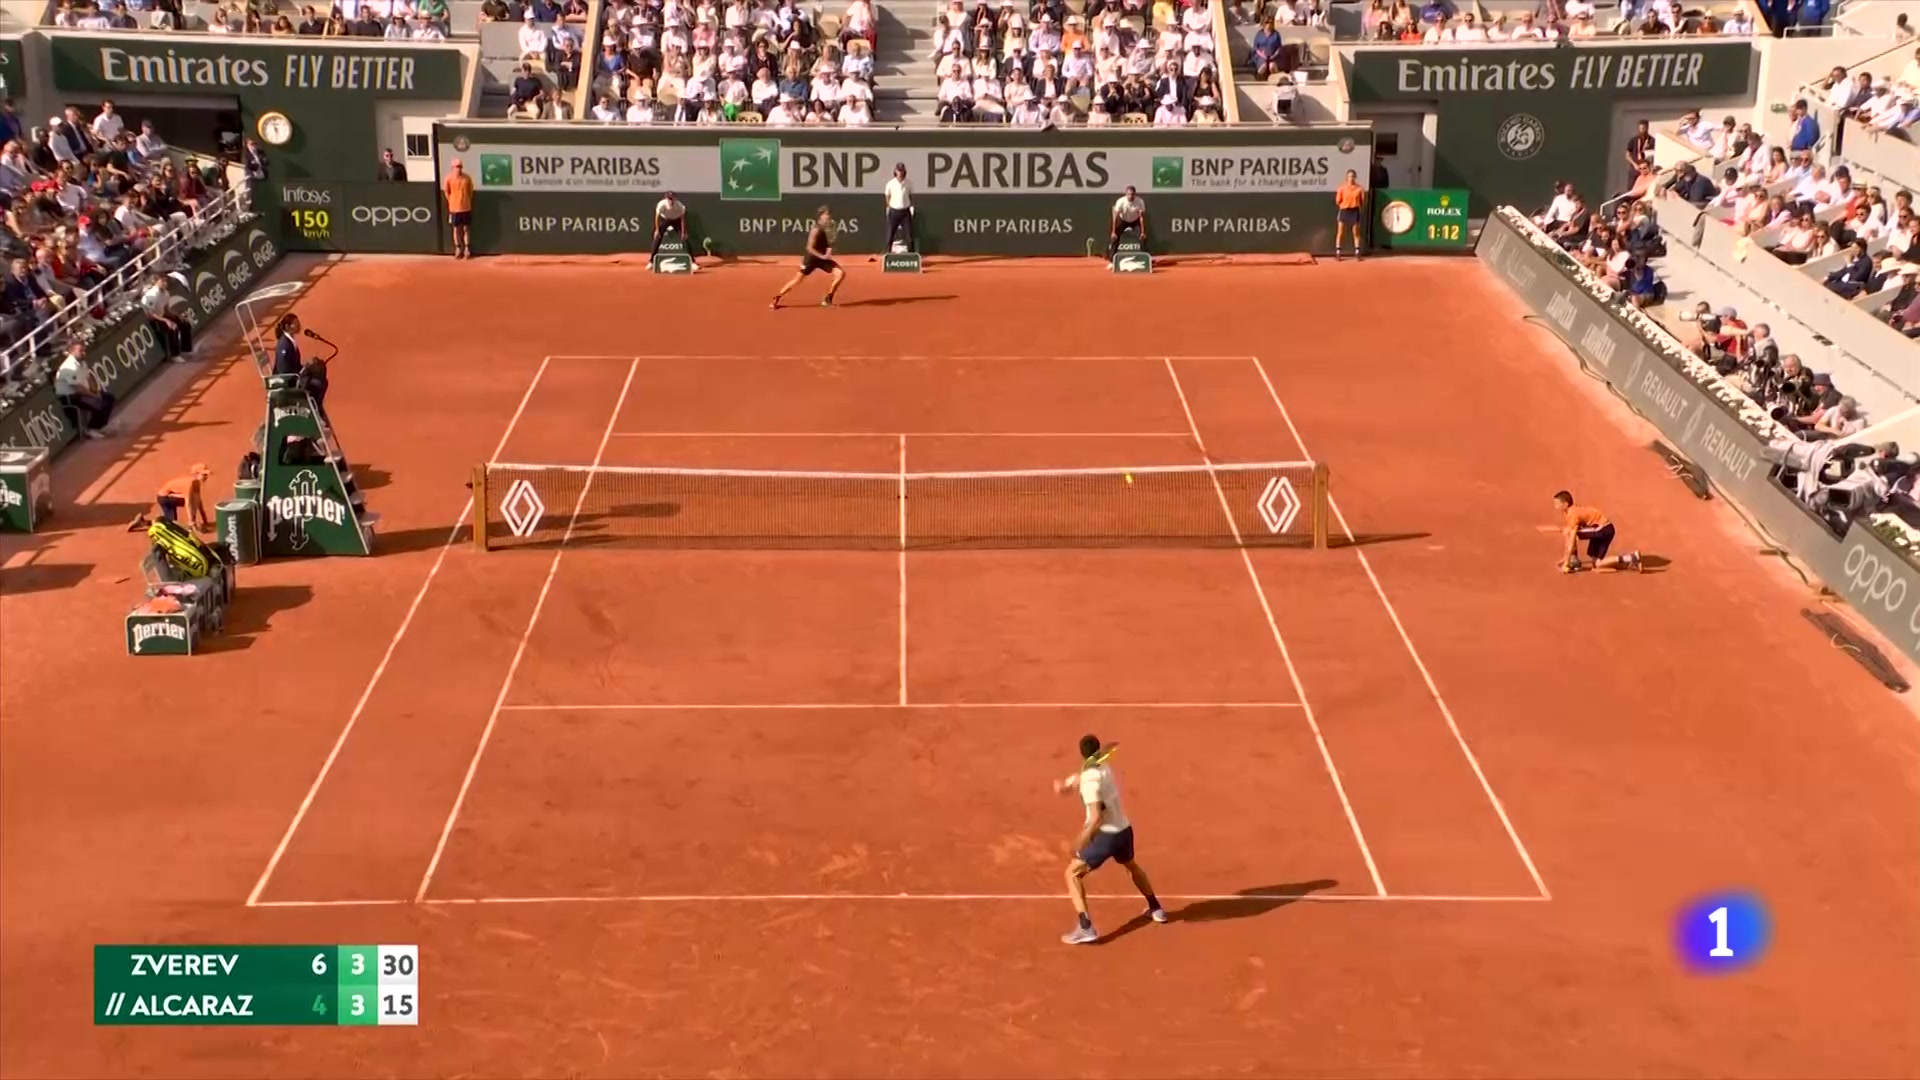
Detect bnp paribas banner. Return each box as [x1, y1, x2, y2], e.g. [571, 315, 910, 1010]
[435, 124, 1373, 256]
[48, 33, 466, 181]
[0, 222, 280, 454]
[1346, 42, 1757, 216]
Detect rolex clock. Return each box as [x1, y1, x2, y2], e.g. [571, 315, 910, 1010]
[256, 111, 293, 147]
[1380, 199, 1416, 237]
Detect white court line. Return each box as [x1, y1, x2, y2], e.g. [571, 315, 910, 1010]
[897, 434, 908, 707]
[250, 892, 1550, 908]
[611, 431, 1197, 439]
[495, 701, 1306, 712]
[414, 360, 641, 904]
[1162, 358, 1388, 898]
[244, 356, 555, 908]
[1250, 357, 1552, 901]
[553, 354, 1260, 363]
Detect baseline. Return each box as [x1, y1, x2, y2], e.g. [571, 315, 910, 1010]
[243, 355, 554, 907]
[250, 892, 1551, 908]
[1250, 356, 1551, 900]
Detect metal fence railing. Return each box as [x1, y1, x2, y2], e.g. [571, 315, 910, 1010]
[0, 183, 250, 394]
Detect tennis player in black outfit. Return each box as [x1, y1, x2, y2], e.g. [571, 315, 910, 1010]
[771, 207, 846, 309]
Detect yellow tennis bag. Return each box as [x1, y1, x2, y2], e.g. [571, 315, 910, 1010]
[148, 518, 213, 580]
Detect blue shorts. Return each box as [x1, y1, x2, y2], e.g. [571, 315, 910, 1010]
[1078, 827, 1136, 870]
[1579, 523, 1616, 559]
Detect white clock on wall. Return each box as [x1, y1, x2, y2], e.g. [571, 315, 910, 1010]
[1380, 200, 1416, 236]
[256, 111, 294, 146]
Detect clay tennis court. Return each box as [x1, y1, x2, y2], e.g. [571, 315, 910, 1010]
[2, 255, 1916, 1078]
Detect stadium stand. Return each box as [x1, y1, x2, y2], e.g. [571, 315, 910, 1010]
[922, 0, 1225, 125]
[580, 0, 839, 123]
[0, 105, 246, 398]
[1501, 20, 1920, 542]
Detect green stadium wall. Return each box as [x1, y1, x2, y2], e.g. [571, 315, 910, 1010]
[434, 124, 1375, 256]
[1345, 42, 1757, 217]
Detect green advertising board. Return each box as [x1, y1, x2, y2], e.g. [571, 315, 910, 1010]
[47, 33, 466, 180]
[0, 222, 280, 454]
[258, 181, 442, 253]
[1346, 43, 1757, 216]
[1375, 188, 1470, 250]
[436, 124, 1374, 256]
[0, 35, 25, 100]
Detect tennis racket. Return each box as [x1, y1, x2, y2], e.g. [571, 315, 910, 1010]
[1084, 742, 1119, 767]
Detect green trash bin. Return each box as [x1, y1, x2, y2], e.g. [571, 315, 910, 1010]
[235, 477, 262, 506]
[216, 499, 260, 566]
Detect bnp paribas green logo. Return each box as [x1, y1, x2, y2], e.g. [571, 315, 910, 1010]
[478, 153, 513, 187]
[1150, 155, 1185, 190]
[720, 138, 780, 201]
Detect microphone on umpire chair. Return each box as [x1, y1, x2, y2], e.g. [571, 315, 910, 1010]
[301, 328, 337, 347]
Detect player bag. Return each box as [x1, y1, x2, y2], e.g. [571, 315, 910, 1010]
[148, 517, 214, 579]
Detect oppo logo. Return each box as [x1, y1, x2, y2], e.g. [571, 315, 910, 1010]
[112, 323, 158, 372]
[352, 206, 432, 226]
[1843, 543, 1909, 613]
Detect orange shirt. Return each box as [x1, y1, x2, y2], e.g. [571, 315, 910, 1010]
[1564, 505, 1610, 532]
[1335, 182, 1365, 210]
[158, 474, 200, 500]
[443, 171, 475, 213]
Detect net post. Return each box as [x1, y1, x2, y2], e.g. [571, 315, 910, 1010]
[471, 464, 489, 552]
[1311, 462, 1330, 551]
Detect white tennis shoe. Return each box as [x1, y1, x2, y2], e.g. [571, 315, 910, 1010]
[1061, 925, 1098, 945]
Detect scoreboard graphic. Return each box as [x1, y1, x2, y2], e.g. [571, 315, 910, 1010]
[94, 945, 418, 1026]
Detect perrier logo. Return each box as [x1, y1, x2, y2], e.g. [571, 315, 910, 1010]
[719, 139, 780, 201]
[1150, 155, 1185, 190]
[265, 468, 348, 552]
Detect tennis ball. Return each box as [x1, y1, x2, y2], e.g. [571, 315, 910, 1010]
[1124, 473, 1133, 484]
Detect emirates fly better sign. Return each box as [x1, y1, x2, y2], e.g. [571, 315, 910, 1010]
[446, 140, 1368, 196]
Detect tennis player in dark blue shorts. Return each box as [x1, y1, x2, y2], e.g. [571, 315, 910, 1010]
[1056, 734, 1167, 944]
[771, 206, 847, 309]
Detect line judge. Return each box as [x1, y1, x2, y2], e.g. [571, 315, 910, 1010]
[1107, 184, 1147, 267]
[649, 190, 695, 269]
[882, 162, 915, 253]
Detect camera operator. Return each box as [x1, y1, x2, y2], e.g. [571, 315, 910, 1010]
[1808, 442, 1905, 526]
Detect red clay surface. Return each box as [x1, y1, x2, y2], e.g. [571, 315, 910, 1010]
[2, 254, 1917, 1078]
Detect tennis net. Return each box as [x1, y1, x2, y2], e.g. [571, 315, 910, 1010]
[472, 460, 1330, 551]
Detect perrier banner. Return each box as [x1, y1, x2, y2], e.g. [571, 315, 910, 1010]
[435, 124, 1374, 256]
[1345, 42, 1757, 216]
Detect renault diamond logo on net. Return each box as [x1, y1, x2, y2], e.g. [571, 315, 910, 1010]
[502, 479, 546, 538]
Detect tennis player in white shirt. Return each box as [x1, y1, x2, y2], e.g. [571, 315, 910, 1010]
[1057, 734, 1166, 944]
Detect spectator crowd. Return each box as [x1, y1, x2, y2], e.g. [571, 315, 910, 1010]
[512, 0, 863, 123]
[1358, 0, 1756, 42]
[53, 0, 460, 36]
[1526, 80, 1920, 531]
[0, 99, 221, 358]
[933, 0, 1223, 125]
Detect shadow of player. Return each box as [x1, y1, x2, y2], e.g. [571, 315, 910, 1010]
[1096, 879, 1341, 945]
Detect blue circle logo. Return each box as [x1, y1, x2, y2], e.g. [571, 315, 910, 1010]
[1674, 891, 1771, 974]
